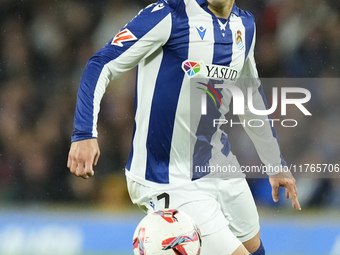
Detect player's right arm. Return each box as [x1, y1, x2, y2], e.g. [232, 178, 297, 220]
[68, 1, 173, 178]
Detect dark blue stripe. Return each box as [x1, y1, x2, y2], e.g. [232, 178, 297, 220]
[212, 18, 233, 66]
[144, 53, 185, 183]
[240, 10, 255, 60]
[145, 6, 189, 183]
[258, 85, 286, 167]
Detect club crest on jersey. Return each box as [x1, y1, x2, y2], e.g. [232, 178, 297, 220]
[182, 60, 238, 81]
[111, 28, 137, 47]
[236, 30, 244, 50]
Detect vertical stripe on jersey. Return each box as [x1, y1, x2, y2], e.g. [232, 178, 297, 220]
[145, 5, 190, 184]
[212, 18, 233, 66]
[240, 13, 255, 60]
[168, 0, 215, 183]
[128, 48, 165, 178]
[229, 14, 246, 70]
[258, 85, 287, 167]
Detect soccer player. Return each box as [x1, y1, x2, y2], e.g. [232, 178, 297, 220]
[67, 0, 301, 254]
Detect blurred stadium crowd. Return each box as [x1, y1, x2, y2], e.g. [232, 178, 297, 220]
[0, 0, 339, 209]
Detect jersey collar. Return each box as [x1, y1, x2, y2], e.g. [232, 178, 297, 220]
[196, 0, 240, 16]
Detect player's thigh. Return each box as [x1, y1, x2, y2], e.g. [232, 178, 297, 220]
[218, 178, 260, 243]
[200, 227, 248, 255]
[126, 176, 159, 213]
[178, 199, 251, 255]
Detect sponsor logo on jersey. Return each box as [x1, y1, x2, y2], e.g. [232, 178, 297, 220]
[182, 61, 202, 77]
[196, 26, 207, 40]
[111, 28, 137, 47]
[236, 30, 244, 50]
[182, 60, 238, 81]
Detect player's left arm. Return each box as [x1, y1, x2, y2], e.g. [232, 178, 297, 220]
[238, 23, 301, 211]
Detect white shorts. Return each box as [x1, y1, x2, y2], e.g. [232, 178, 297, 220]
[127, 176, 260, 255]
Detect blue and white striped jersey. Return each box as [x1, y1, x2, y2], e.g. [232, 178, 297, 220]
[72, 0, 286, 187]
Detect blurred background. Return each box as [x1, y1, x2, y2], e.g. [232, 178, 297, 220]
[0, 0, 339, 254]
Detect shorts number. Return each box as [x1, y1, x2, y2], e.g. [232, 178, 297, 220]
[157, 192, 170, 209]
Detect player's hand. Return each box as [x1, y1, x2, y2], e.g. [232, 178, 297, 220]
[67, 139, 100, 179]
[269, 170, 301, 211]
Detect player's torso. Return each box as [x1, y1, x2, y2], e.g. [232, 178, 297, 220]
[127, 0, 255, 184]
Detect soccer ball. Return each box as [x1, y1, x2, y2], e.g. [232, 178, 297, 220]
[133, 209, 202, 255]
